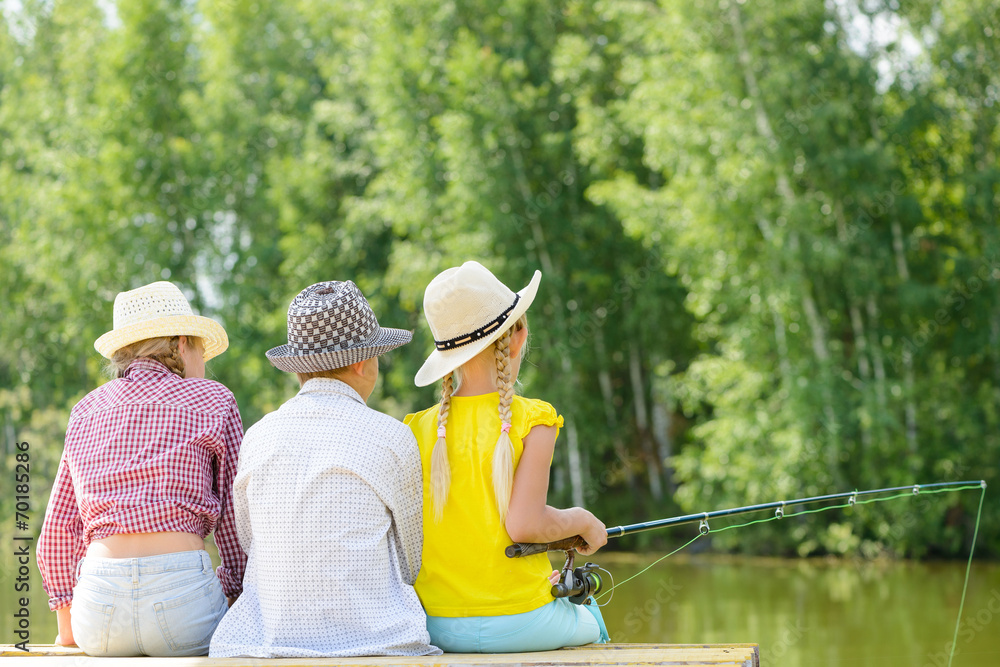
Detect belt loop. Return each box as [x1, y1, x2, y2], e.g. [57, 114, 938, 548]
[75, 557, 85, 582]
[132, 558, 139, 587]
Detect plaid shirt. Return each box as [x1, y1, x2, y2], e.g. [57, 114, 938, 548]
[37, 358, 246, 610]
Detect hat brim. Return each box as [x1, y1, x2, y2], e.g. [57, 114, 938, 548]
[266, 326, 413, 373]
[414, 270, 540, 387]
[94, 315, 229, 361]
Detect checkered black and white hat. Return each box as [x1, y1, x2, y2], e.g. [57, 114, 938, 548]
[266, 281, 412, 373]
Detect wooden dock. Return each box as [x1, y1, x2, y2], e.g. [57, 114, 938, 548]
[3, 643, 759, 666]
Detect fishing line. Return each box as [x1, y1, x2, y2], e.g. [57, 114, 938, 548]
[593, 565, 616, 608]
[946, 483, 986, 667]
[594, 533, 704, 602]
[595, 480, 987, 635]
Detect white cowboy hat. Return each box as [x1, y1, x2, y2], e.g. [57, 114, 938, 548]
[414, 261, 541, 387]
[266, 280, 412, 373]
[94, 281, 229, 360]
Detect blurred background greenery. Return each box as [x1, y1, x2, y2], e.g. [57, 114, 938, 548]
[1, 0, 997, 562]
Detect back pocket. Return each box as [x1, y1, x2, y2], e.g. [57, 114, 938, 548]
[71, 593, 114, 655]
[153, 578, 226, 655]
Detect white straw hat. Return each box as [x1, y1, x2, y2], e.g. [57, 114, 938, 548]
[94, 281, 229, 360]
[414, 261, 541, 387]
[266, 280, 412, 373]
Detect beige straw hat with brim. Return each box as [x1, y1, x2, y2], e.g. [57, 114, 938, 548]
[94, 281, 229, 361]
[415, 261, 541, 387]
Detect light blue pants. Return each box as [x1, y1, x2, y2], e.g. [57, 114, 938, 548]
[426, 597, 610, 653]
[71, 550, 228, 657]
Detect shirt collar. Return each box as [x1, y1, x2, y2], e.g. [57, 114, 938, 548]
[124, 358, 176, 379]
[298, 377, 366, 405]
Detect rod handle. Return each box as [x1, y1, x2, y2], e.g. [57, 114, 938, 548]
[505, 536, 587, 558]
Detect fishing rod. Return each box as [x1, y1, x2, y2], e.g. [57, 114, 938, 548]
[506, 480, 986, 604]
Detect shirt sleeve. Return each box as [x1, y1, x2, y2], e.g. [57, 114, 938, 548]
[37, 449, 86, 611]
[523, 399, 565, 434]
[389, 429, 424, 586]
[212, 397, 247, 598]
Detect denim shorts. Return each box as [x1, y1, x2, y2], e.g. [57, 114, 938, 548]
[71, 550, 228, 657]
[426, 597, 610, 653]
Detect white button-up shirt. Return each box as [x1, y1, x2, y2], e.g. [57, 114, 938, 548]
[209, 378, 440, 658]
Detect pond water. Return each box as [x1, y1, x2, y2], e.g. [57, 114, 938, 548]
[596, 553, 1000, 667]
[3, 547, 999, 665]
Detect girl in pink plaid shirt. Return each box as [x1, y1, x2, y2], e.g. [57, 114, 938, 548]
[37, 281, 246, 657]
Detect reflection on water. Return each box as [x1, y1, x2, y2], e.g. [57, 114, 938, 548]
[3, 550, 999, 666]
[597, 553, 1000, 667]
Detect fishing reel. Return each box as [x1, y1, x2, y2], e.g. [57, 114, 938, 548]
[551, 549, 603, 605]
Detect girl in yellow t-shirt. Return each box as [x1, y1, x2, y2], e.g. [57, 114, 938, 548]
[405, 261, 609, 653]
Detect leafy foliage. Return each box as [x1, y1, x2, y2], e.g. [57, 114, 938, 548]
[1, 0, 996, 558]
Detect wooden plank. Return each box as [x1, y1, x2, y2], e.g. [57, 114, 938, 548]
[1, 644, 759, 667]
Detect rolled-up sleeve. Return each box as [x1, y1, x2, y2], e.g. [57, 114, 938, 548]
[212, 398, 246, 598]
[37, 450, 86, 610]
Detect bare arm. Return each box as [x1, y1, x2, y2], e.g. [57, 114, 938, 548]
[55, 607, 75, 646]
[504, 425, 607, 556]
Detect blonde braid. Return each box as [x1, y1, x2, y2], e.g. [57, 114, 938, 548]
[160, 337, 187, 377]
[430, 372, 454, 521]
[492, 328, 516, 521]
[107, 336, 186, 378]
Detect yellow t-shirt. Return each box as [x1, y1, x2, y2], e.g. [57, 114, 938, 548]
[404, 393, 565, 617]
